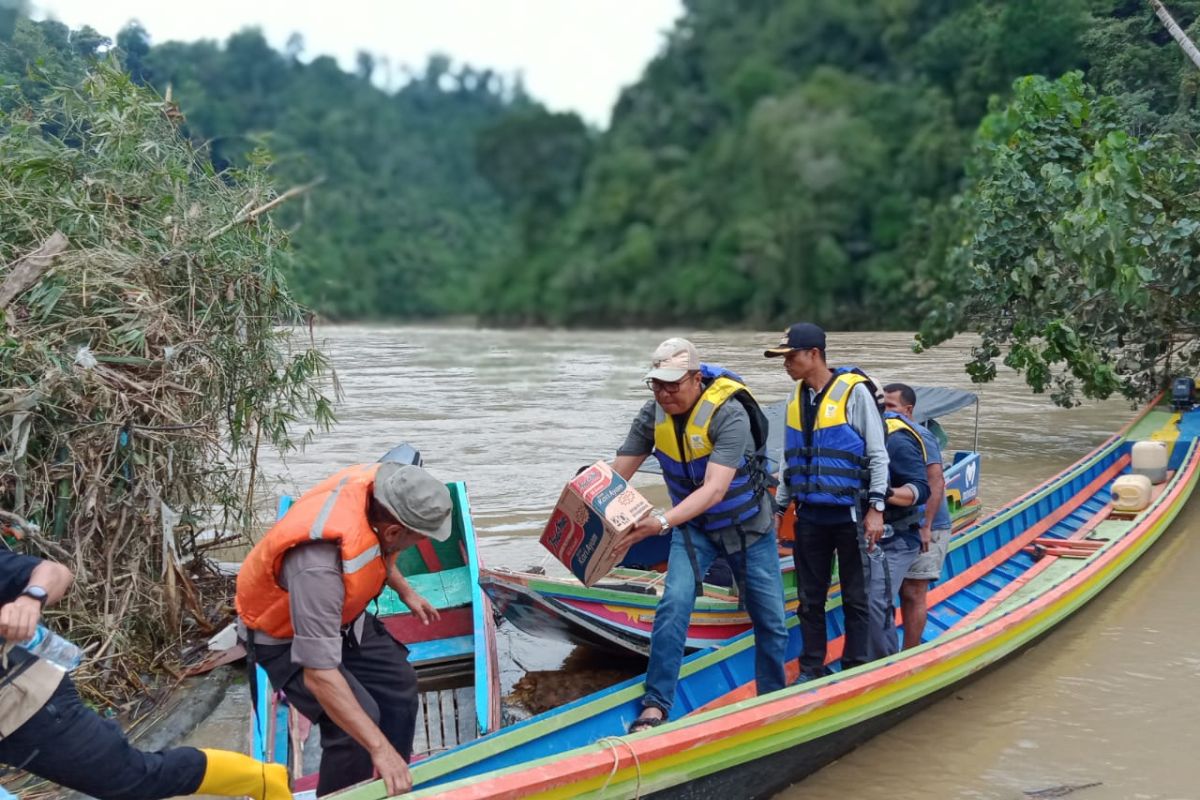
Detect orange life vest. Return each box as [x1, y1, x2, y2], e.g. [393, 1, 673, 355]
[236, 463, 389, 639]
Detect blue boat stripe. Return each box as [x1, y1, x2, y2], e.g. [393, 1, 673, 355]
[310, 477, 350, 539]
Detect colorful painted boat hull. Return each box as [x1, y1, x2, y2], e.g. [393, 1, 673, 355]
[325, 395, 1198, 799]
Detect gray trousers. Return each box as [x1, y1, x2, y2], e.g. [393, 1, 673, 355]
[865, 535, 923, 661]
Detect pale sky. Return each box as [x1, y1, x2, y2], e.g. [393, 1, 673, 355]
[31, 0, 684, 125]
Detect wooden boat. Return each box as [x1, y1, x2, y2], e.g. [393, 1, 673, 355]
[249, 472, 500, 787]
[481, 561, 796, 655]
[328, 391, 1200, 799]
[481, 386, 982, 657]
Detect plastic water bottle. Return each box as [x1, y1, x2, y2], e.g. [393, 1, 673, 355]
[19, 624, 82, 671]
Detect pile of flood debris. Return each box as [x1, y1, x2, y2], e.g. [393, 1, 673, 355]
[0, 63, 334, 708]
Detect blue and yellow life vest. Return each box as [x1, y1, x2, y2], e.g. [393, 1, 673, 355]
[883, 410, 927, 531]
[883, 411, 927, 462]
[783, 367, 874, 507]
[651, 365, 768, 534]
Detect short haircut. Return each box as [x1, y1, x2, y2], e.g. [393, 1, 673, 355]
[883, 382, 916, 408]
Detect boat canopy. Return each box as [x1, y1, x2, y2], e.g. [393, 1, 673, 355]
[909, 386, 979, 427]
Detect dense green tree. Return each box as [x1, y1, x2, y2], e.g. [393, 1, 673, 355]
[917, 71, 1200, 406]
[0, 0, 25, 42]
[131, 29, 521, 318]
[485, 0, 1160, 328]
[4, 2, 1199, 331]
[115, 20, 150, 84]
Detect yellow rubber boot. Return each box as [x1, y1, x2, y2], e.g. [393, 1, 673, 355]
[196, 749, 291, 800]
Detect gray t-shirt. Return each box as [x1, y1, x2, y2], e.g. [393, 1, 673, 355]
[618, 396, 774, 550]
[918, 424, 952, 530]
[240, 542, 366, 669]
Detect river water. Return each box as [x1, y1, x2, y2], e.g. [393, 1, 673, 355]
[258, 326, 1196, 799]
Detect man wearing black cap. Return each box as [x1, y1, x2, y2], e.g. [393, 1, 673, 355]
[765, 323, 889, 681]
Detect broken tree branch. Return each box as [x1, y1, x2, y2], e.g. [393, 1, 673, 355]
[205, 178, 324, 241]
[1150, 0, 1200, 72]
[0, 230, 69, 309]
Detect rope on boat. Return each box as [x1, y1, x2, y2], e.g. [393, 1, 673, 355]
[596, 736, 644, 799]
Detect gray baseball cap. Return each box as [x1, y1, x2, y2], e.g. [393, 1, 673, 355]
[373, 463, 454, 542]
[644, 337, 700, 382]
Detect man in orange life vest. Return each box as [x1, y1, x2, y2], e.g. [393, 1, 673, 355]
[236, 462, 451, 796]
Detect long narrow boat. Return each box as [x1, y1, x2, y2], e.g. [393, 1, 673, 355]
[482, 387, 982, 657]
[250, 470, 500, 786]
[327, 390, 1199, 799]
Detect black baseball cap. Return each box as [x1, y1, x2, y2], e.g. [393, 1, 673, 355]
[764, 322, 826, 357]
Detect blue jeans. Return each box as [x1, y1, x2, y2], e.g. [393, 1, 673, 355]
[865, 534, 922, 660]
[642, 525, 788, 715]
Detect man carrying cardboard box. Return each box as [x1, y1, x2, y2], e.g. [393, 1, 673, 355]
[612, 338, 788, 733]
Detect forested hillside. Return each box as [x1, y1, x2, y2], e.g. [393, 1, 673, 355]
[1, 16, 528, 319]
[3, 2, 1198, 329]
[479, 0, 1200, 328]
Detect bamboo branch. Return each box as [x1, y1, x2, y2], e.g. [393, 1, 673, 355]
[0, 230, 69, 309]
[205, 178, 324, 241]
[0, 508, 37, 537]
[1150, 0, 1200, 71]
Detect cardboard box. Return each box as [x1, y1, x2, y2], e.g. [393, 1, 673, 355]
[540, 461, 654, 586]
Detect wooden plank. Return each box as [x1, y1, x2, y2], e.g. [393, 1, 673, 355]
[927, 454, 1130, 608]
[407, 634, 473, 665]
[423, 692, 443, 754]
[455, 686, 475, 745]
[440, 690, 457, 749]
[437, 567, 473, 608]
[952, 503, 1114, 631]
[412, 694, 430, 756]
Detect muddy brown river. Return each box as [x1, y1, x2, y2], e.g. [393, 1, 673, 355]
[251, 326, 1196, 799]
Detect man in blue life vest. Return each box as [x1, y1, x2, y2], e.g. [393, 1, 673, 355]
[612, 337, 788, 732]
[766, 322, 889, 681]
[883, 383, 953, 649]
[864, 397, 931, 659]
[0, 548, 289, 799]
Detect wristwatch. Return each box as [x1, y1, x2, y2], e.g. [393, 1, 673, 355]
[653, 512, 671, 535]
[20, 585, 48, 608]
[870, 499, 886, 513]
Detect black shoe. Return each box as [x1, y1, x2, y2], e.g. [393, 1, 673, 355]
[792, 666, 831, 686]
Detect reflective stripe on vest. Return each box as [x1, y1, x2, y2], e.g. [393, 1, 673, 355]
[651, 372, 764, 533]
[784, 369, 870, 507]
[236, 463, 389, 639]
[310, 476, 350, 539]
